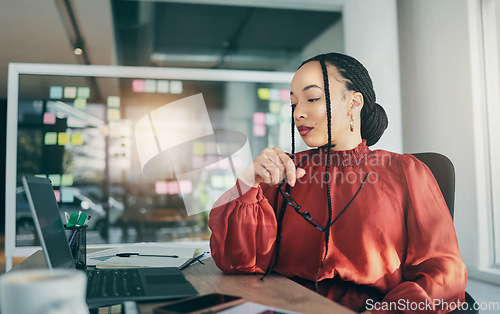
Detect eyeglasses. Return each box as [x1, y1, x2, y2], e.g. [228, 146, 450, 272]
[278, 172, 370, 232]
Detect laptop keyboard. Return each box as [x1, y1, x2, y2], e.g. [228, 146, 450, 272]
[87, 268, 145, 298]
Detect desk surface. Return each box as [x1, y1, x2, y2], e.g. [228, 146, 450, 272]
[12, 251, 353, 314]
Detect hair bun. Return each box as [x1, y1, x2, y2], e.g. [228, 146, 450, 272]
[361, 103, 388, 146]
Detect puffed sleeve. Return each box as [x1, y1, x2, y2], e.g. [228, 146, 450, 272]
[374, 155, 467, 313]
[208, 180, 278, 274]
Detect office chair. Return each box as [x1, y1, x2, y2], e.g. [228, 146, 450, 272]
[412, 153, 478, 314]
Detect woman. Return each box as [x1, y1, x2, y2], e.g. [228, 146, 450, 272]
[209, 52, 467, 313]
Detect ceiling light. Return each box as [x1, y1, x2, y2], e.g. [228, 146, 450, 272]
[74, 47, 83, 55]
[73, 39, 85, 56]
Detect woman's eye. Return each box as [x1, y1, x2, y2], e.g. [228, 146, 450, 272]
[308, 98, 320, 102]
[291, 103, 297, 109]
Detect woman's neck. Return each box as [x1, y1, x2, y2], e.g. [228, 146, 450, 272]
[325, 134, 363, 151]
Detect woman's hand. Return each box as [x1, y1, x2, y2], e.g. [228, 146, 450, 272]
[238, 147, 306, 188]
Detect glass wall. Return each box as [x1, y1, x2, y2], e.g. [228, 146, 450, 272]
[12, 68, 295, 247]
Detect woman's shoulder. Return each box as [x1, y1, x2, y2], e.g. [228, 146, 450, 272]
[369, 148, 429, 171]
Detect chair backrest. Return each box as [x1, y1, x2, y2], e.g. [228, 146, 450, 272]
[412, 153, 478, 314]
[411, 152, 455, 219]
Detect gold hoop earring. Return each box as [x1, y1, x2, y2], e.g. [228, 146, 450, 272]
[350, 115, 354, 132]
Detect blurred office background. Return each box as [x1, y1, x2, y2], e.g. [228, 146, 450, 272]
[2, 0, 500, 310]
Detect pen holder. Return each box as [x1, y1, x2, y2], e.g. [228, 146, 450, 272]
[64, 225, 87, 269]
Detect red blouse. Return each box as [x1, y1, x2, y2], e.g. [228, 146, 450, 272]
[209, 141, 467, 313]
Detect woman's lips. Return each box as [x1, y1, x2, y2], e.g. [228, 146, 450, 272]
[297, 126, 313, 136]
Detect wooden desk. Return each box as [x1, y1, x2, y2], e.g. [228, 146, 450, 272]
[12, 251, 353, 314]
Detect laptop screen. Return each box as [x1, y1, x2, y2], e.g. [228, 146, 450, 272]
[22, 175, 75, 269]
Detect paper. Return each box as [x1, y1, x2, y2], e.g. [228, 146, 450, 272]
[71, 133, 83, 146]
[77, 87, 90, 99]
[91, 243, 204, 269]
[132, 79, 145, 92]
[253, 112, 266, 125]
[50, 86, 63, 99]
[61, 189, 74, 203]
[145, 80, 156, 93]
[257, 88, 270, 100]
[218, 302, 299, 314]
[44, 132, 57, 145]
[48, 174, 61, 186]
[87, 248, 121, 266]
[157, 80, 169, 93]
[107, 96, 120, 108]
[43, 112, 56, 125]
[155, 181, 168, 194]
[108, 109, 120, 121]
[64, 87, 77, 99]
[74, 98, 87, 110]
[269, 101, 281, 114]
[170, 80, 183, 94]
[61, 174, 74, 186]
[58, 132, 70, 145]
[253, 124, 266, 137]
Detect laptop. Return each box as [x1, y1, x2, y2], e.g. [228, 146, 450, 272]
[22, 175, 198, 308]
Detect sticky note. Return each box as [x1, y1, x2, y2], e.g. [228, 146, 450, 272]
[269, 102, 281, 114]
[50, 86, 63, 99]
[231, 156, 242, 169]
[206, 156, 218, 169]
[192, 142, 205, 156]
[43, 112, 56, 125]
[257, 88, 270, 100]
[108, 109, 120, 121]
[170, 81, 183, 94]
[107, 96, 120, 108]
[61, 189, 74, 203]
[64, 87, 77, 99]
[281, 89, 291, 102]
[253, 112, 266, 125]
[192, 156, 204, 168]
[167, 181, 180, 194]
[253, 124, 266, 137]
[54, 190, 61, 202]
[58, 132, 70, 145]
[211, 175, 225, 188]
[145, 80, 156, 93]
[204, 142, 218, 155]
[132, 79, 145, 92]
[178, 180, 192, 194]
[61, 174, 74, 186]
[217, 158, 231, 170]
[49, 174, 61, 186]
[155, 181, 168, 194]
[157, 80, 169, 93]
[270, 89, 280, 101]
[74, 98, 87, 110]
[71, 133, 83, 145]
[266, 113, 278, 126]
[77, 87, 90, 99]
[44, 132, 57, 145]
[225, 175, 234, 187]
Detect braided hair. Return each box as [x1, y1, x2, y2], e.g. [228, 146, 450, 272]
[262, 53, 388, 288]
[302, 53, 388, 146]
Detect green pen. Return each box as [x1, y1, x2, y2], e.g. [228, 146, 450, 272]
[66, 212, 78, 227]
[76, 212, 88, 226]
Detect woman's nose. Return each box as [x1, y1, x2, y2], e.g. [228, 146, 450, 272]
[293, 103, 307, 121]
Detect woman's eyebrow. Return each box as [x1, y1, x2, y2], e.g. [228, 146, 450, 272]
[290, 84, 323, 96]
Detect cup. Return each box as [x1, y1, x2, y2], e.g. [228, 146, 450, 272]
[0, 269, 88, 314]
